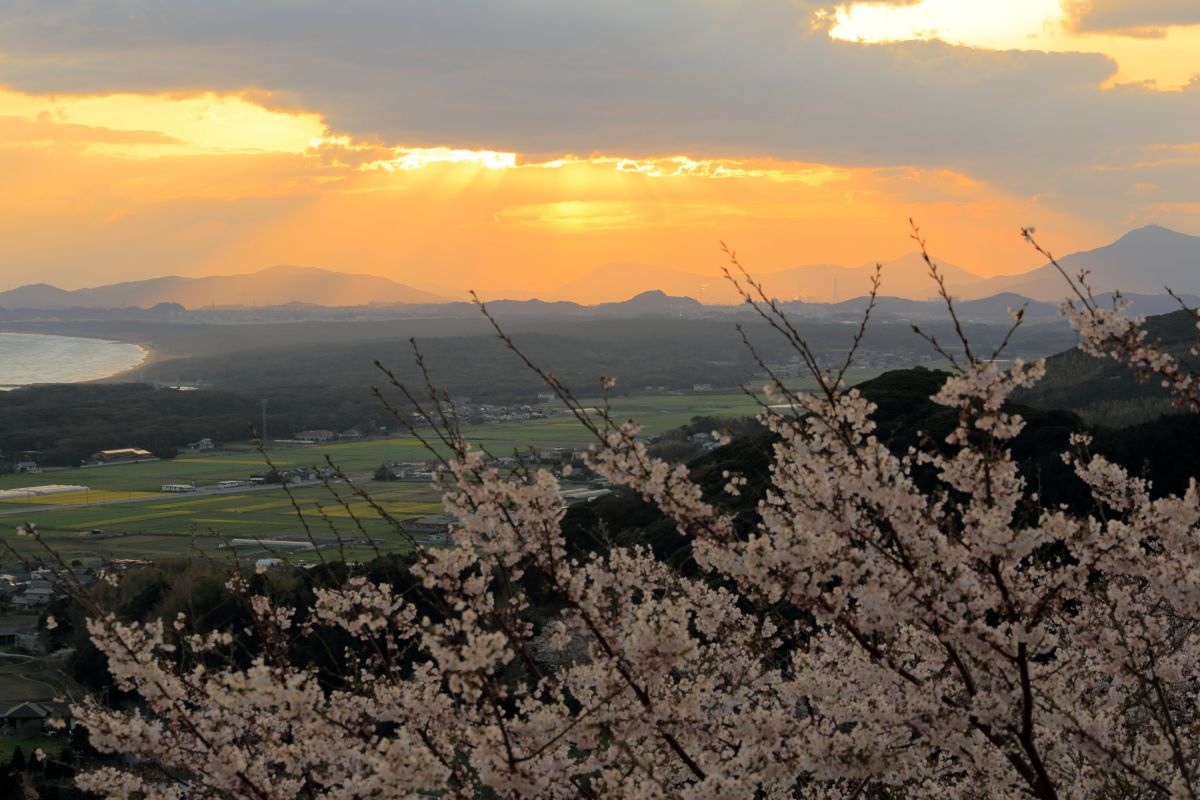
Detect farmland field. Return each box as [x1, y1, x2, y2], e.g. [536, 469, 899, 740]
[0, 481, 442, 563]
[0, 377, 883, 563]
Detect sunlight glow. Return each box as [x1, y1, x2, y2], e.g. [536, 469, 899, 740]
[0, 83, 1108, 291]
[0, 89, 327, 155]
[824, 0, 1065, 49]
[822, 0, 1200, 89]
[600, 156, 845, 184]
[359, 149, 849, 184]
[365, 147, 519, 171]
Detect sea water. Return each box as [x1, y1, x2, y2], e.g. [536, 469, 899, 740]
[0, 333, 146, 389]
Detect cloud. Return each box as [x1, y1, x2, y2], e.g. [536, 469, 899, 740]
[1064, 0, 1200, 34]
[0, 1, 1194, 187]
[0, 0, 1196, 281]
[0, 115, 182, 145]
[0, 114, 1104, 294]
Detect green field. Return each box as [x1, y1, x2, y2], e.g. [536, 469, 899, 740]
[0, 387, 790, 491]
[0, 481, 443, 563]
[0, 659, 72, 706]
[0, 379, 879, 563]
[0, 734, 65, 763]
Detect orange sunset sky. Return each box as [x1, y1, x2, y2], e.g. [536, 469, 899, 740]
[0, 0, 1198, 299]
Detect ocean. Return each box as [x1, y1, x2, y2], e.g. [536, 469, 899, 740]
[0, 333, 147, 389]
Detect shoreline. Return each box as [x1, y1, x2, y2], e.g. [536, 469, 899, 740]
[0, 331, 158, 387]
[97, 341, 162, 383]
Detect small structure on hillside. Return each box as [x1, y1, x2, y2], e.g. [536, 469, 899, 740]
[186, 437, 215, 452]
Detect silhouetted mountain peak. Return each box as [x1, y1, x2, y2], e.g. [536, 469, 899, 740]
[621, 290, 701, 305]
[0, 266, 445, 309]
[1115, 224, 1191, 243]
[963, 225, 1200, 301]
[255, 264, 340, 276]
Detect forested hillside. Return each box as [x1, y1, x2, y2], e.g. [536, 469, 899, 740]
[0, 383, 386, 466]
[1015, 307, 1198, 426]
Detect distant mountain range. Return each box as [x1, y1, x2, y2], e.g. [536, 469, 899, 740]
[963, 225, 1200, 300]
[541, 252, 982, 305]
[543, 226, 1200, 304]
[0, 265, 444, 309]
[2, 225, 1196, 310]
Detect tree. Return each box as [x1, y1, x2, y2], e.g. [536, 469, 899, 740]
[0, 764, 24, 800]
[36, 231, 1200, 798]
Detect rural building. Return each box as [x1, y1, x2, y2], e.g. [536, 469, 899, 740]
[186, 437, 215, 452]
[107, 559, 152, 573]
[692, 383, 714, 392]
[0, 484, 87, 501]
[1, 702, 51, 735]
[377, 461, 435, 481]
[230, 539, 315, 551]
[534, 447, 581, 465]
[13, 631, 43, 653]
[9, 568, 62, 610]
[14, 460, 39, 473]
[560, 488, 613, 505]
[0, 618, 37, 649]
[88, 448, 155, 465]
[247, 467, 318, 485]
[402, 514, 455, 541]
[294, 430, 335, 443]
[11, 585, 55, 609]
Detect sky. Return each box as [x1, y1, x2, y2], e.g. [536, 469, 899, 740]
[0, 0, 1197, 299]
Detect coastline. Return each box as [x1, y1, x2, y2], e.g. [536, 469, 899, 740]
[97, 341, 160, 383]
[0, 332, 157, 388]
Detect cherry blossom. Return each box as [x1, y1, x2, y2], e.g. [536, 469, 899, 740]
[58, 233, 1200, 799]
